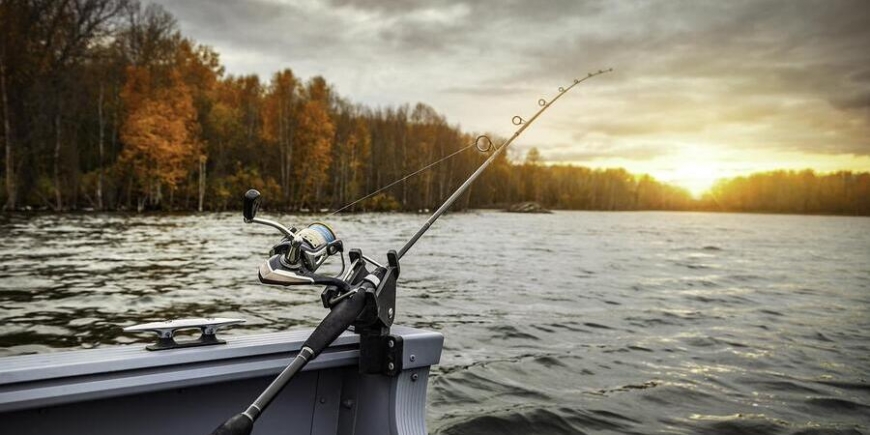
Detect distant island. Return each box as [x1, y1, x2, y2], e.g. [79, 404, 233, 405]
[1, 3, 868, 216]
[507, 202, 552, 214]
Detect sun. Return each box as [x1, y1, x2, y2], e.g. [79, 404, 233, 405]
[669, 162, 724, 198]
[571, 147, 732, 198]
[646, 146, 730, 198]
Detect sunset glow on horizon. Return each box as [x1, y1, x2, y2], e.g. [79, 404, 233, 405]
[566, 150, 870, 197]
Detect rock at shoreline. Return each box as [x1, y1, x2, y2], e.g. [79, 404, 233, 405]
[506, 202, 552, 213]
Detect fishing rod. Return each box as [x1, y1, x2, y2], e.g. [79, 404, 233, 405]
[210, 68, 612, 435]
[398, 68, 612, 258]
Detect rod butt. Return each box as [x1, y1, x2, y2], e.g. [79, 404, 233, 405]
[210, 413, 253, 435]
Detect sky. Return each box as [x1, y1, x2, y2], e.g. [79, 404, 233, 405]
[153, 0, 870, 196]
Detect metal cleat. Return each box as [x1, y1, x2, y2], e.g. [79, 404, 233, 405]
[123, 318, 245, 351]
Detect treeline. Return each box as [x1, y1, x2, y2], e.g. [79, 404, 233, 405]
[703, 170, 870, 215]
[0, 2, 866, 216]
[472, 150, 696, 211]
[0, 0, 693, 213]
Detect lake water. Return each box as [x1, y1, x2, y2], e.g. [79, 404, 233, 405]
[1, 211, 869, 434]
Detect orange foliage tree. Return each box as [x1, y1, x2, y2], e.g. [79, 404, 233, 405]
[291, 77, 334, 209]
[262, 69, 299, 200]
[120, 68, 201, 209]
[333, 110, 372, 209]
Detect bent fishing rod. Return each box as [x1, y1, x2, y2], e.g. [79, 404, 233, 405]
[210, 68, 612, 435]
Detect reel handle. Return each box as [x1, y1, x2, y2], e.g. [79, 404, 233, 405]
[242, 190, 294, 237]
[243, 189, 261, 223]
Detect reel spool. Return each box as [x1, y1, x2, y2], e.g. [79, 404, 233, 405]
[298, 223, 336, 250]
[266, 222, 343, 274]
[287, 223, 339, 272]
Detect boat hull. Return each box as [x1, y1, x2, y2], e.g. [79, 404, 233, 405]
[0, 326, 443, 435]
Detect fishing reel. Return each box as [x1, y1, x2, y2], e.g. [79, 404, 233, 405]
[242, 189, 402, 375]
[243, 189, 348, 290]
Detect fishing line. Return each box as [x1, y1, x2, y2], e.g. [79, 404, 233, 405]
[398, 68, 614, 258]
[329, 135, 494, 215]
[331, 69, 612, 218]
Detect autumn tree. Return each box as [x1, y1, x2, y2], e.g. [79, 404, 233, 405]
[523, 147, 544, 203]
[262, 69, 299, 202]
[331, 101, 371, 210]
[288, 77, 334, 210]
[202, 80, 242, 208]
[0, 0, 131, 210]
[704, 170, 870, 215]
[119, 68, 201, 210]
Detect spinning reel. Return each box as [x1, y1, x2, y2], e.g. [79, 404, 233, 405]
[240, 188, 402, 384]
[243, 190, 349, 290]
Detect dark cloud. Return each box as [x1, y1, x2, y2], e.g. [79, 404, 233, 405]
[831, 92, 870, 110]
[153, 0, 870, 160]
[152, 0, 340, 60]
[376, 16, 466, 54]
[326, 0, 450, 15]
[327, 0, 605, 23]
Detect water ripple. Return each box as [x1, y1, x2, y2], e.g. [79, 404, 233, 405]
[1, 211, 869, 433]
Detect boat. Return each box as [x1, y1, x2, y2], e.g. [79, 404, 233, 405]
[0, 320, 442, 435]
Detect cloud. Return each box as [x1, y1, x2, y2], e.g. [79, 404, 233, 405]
[545, 141, 678, 162]
[831, 92, 870, 110]
[441, 85, 539, 97]
[151, 0, 870, 162]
